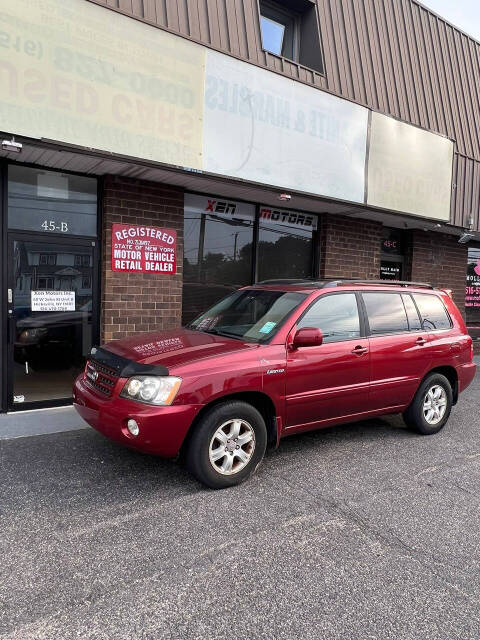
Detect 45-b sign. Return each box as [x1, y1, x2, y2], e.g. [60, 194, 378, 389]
[41, 220, 69, 233]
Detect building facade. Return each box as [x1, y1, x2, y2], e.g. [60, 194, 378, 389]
[0, 0, 478, 412]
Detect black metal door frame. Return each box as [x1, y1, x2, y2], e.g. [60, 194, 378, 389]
[5, 231, 100, 412]
[0, 160, 6, 413]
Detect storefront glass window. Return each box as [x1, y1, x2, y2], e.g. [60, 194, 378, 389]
[257, 205, 315, 282]
[183, 194, 255, 325]
[8, 165, 97, 237]
[182, 195, 317, 325]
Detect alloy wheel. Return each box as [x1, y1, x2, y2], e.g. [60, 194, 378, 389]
[423, 385, 447, 425]
[208, 419, 256, 475]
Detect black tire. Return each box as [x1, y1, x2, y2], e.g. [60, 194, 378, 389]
[403, 373, 453, 435]
[185, 401, 267, 489]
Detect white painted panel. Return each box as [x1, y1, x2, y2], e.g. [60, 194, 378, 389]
[203, 50, 369, 203]
[367, 112, 453, 220]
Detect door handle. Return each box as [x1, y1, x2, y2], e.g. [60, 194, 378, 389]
[416, 337, 427, 346]
[352, 345, 368, 356]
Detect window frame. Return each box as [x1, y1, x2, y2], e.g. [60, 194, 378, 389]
[361, 291, 411, 337]
[259, 0, 300, 61]
[257, 0, 325, 75]
[401, 293, 423, 332]
[36, 276, 55, 290]
[39, 253, 57, 266]
[411, 292, 453, 332]
[293, 291, 367, 344]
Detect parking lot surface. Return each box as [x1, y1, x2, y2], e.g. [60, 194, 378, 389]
[1, 368, 480, 640]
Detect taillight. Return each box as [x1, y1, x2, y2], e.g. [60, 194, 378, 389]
[471, 341, 474, 362]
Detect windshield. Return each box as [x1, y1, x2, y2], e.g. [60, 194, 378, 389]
[188, 289, 307, 342]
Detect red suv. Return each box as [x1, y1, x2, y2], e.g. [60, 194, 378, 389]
[73, 280, 476, 489]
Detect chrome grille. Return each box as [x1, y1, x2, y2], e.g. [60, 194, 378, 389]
[84, 360, 118, 397]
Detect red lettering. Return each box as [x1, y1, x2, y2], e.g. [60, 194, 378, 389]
[206, 200, 216, 212]
[76, 83, 98, 115]
[135, 99, 153, 130]
[51, 77, 72, 110]
[0, 61, 17, 97]
[112, 94, 132, 124]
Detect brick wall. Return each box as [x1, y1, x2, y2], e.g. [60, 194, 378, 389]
[319, 215, 383, 279]
[101, 176, 184, 342]
[405, 230, 467, 316]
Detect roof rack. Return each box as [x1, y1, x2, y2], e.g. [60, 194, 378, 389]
[258, 278, 434, 290]
[258, 279, 326, 288]
[325, 279, 434, 289]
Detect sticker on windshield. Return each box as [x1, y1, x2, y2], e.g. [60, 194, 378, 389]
[259, 321, 276, 334]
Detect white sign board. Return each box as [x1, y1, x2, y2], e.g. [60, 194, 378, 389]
[31, 291, 75, 312]
[0, 0, 205, 169]
[367, 112, 454, 220]
[203, 50, 369, 204]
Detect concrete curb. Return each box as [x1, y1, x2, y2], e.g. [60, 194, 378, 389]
[0, 406, 87, 440]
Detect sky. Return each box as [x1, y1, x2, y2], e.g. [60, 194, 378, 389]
[421, 0, 480, 41]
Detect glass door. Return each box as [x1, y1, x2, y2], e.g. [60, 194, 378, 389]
[7, 233, 97, 409]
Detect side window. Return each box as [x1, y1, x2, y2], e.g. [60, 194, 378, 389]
[402, 294, 422, 331]
[363, 292, 408, 334]
[298, 293, 360, 343]
[413, 293, 452, 330]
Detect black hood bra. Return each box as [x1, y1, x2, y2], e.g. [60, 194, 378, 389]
[89, 347, 169, 377]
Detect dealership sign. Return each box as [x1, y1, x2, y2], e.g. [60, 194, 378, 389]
[259, 206, 317, 230]
[184, 193, 318, 230]
[111, 224, 177, 274]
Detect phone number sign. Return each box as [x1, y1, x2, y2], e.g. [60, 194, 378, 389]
[111, 224, 177, 274]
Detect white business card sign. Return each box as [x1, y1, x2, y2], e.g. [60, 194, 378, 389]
[31, 291, 76, 312]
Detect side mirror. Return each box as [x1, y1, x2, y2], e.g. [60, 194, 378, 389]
[292, 327, 323, 348]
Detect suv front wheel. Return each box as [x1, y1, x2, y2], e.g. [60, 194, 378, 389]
[185, 401, 267, 489]
[403, 373, 453, 435]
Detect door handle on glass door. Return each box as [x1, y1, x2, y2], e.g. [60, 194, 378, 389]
[352, 345, 368, 356]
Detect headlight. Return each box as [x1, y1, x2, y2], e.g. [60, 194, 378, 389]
[120, 376, 182, 405]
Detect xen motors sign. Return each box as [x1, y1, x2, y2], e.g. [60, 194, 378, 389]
[259, 207, 317, 230]
[185, 194, 318, 231]
[205, 199, 237, 215]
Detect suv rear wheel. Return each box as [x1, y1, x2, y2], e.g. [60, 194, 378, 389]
[185, 401, 267, 489]
[403, 373, 453, 435]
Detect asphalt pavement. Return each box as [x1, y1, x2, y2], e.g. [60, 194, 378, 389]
[1, 369, 480, 639]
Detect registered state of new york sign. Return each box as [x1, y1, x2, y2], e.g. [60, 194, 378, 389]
[111, 224, 177, 274]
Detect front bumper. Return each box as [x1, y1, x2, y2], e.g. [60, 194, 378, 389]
[73, 375, 201, 457]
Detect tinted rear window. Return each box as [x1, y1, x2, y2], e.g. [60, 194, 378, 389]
[412, 293, 451, 330]
[363, 292, 409, 334]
